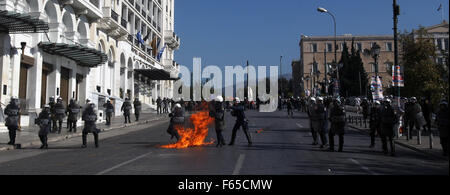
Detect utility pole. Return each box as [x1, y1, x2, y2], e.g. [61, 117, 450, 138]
[280, 56, 283, 98]
[394, 0, 400, 107]
[324, 49, 328, 96]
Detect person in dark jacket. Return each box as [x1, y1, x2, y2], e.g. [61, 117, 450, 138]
[37, 105, 51, 149]
[49, 96, 56, 133]
[82, 103, 99, 148]
[67, 99, 82, 133]
[4, 97, 20, 145]
[287, 98, 294, 118]
[380, 99, 398, 156]
[328, 99, 346, 152]
[406, 97, 422, 139]
[436, 100, 449, 156]
[229, 98, 252, 146]
[121, 98, 132, 124]
[420, 97, 433, 133]
[313, 97, 328, 148]
[210, 96, 226, 147]
[167, 103, 183, 141]
[156, 97, 162, 114]
[103, 99, 114, 125]
[134, 98, 142, 121]
[369, 101, 382, 148]
[308, 97, 319, 145]
[53, 97, 66, 134]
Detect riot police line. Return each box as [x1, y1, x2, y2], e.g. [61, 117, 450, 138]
[3, 96, 143, 149]
[303, 96, 449, 157]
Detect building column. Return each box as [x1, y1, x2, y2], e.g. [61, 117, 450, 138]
[68, 64, 77, 100]
[27, 39, 43, 112]
[0, 33, 11, 105]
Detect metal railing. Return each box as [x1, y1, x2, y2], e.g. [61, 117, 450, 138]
[121, 18, 127, 28]
[111, 9, 119, 22]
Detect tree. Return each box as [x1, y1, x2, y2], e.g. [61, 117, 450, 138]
[338, 39, 369, 98]
[400, 28, 446, 105]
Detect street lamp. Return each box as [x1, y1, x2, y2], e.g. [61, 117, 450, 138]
[370, 43, 381, 78]
[318, 6, 338, 97]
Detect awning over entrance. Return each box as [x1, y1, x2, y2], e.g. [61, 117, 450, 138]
[38, 42, 108, 68]
[0, 10, 49, 33]
[135, 69, 179, 81]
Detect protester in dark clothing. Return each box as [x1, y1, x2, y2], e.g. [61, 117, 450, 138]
[229, 98, 252, 146]
[436, 100, 449, 156]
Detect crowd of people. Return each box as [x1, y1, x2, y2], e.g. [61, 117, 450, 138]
[288, 95, 449, 157]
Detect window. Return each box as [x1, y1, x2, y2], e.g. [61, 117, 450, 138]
[311, 43, 317, 53]
[370, 63, 376, 73]
[386, 42, 393, 51]
[445, 38, 449, 51]
[385, 63, 393, 73]
[437, 38, 443, 50]
[327, 43, 332, 52]
[340, 43, 345, 51]
[356, 43, 362, 51]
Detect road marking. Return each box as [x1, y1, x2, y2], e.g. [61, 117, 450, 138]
[232, 154, 246, 175]
[349, 158, 377, 175]
[95, 152, 152, 175]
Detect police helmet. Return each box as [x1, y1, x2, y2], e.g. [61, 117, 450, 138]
[310, 97, 316, 102]
[235, 97, 241, 103]
[374, 101, 381, 105]
[384, 98, 392, 104]
[215, 96, 224, 103]
[175, 104, 182, 108]
[440, 100, 448, 106]
[317, 97, 324, 102]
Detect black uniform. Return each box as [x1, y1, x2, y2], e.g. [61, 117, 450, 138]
[329, 103, 346, 152]
[307, 101, 318, 145]
[67, 101, 82, 132]
[82, 105, 99, 148]
[436, 103, 449, 156]
[156, 97, 162, 114]
[167, 107, 183, 141]
[103, 101, 114, 125]
[312, 102, 328, 147]
[4, 101, 20, 145]
[229, 104, 252, 145]
[134, 99, 142, 121]
[210, 102, 226, 147]
[380, 103, 398, 156]
[37, 108, 51, 149]
[369, 105, 381, 147]
[121, 100, 132, 124]
[287, 100, 293, 118]
[53, 101, 66, 134]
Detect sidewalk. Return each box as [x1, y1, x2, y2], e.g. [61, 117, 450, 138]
[0, 113, 168, 151]
[346, 112, 448, 161]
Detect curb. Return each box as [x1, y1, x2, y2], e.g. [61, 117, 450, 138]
[348, 124, 449, 161]
[0, 116, 167, 152]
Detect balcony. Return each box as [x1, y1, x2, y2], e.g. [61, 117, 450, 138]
[164, 30, 180, 50]
[71, 0, 103, 20]
[97, 7, 128, 39]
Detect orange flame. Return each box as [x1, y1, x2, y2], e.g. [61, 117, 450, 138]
[161, 109, 215, 149]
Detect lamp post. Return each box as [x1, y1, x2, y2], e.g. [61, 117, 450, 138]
[318, 6, 338, 97]
[370, 43, 381, 78]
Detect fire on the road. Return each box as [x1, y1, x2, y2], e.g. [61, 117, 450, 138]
[161, 110, 215, 149]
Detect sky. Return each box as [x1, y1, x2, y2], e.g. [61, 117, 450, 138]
[174, 0, 449, 75]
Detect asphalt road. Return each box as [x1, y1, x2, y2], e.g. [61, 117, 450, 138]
[0, 110, 448, 175]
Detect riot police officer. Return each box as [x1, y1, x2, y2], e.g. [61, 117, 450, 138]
[121, 98, 132, 124]
[82, 103, 99, 148]
[103, 99, 114, 125]
[167, 103, 183, 141]
[329, 98, 346, 152]
[37, 105, 51, 149]
[313, 97, 328, 148]
[210, 96, 226, 147]
[4, 97, 20, 145]
[134, 98, 142, 121]
[229, 98, 252, 146]
[49, 96, 56, 132]
[436, 100, 449, 156]
[54, 97, 66, 134]
[308, 97, 319, 145]
[369, 101, 381, 148]
[380, 98, 398, 156]
[67, 99, 82, 133]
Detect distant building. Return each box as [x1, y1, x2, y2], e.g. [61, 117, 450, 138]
[413, 20, 449, 66]
[295, 34, 395, 97]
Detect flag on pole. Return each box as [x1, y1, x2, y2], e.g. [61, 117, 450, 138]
[157, 44, 166, 61]
[438, 3, 443, 11]
[136, 31, 144, 44]
[392, 65, 404, 87]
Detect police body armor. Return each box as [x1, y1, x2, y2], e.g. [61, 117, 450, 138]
[5, 106, 19, 127]
[68, 105, 81, 121]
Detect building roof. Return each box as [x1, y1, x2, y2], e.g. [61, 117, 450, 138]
[300, 34, 394, 42]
